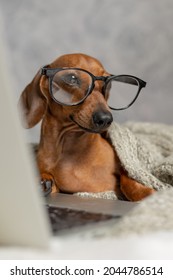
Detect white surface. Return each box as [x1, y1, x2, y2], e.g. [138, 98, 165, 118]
[0, 231, 173, 260]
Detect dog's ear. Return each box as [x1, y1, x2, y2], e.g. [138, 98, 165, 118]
[18, 70, 47, 128]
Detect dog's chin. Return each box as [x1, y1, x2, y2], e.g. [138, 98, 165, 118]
[70, 115, 107, 134]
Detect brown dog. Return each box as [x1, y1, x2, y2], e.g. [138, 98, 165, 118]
[19, 53, 154, 201]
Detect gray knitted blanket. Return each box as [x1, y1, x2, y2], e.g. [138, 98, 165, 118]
[75, 122, 173, 236]
[109, 121, 173, 191]
[77, 121, 173, 200]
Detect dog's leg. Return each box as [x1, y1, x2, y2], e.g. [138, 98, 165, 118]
[40, 172, 58, 194]
[120, 173, 155, 201]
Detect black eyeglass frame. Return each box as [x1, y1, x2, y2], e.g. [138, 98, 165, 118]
[40, 66, 146, 110]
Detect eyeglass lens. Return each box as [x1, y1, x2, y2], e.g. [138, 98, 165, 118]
[106, 76, 139, 110]
[51, 69, 92, 105]
[51, 69, 140, 109]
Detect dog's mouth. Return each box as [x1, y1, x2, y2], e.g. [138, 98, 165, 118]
[70, 115, 105, 134]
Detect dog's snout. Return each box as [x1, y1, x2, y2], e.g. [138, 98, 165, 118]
[92, 110, 113, 129]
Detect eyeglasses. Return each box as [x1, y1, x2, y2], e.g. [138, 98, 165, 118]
[40, 66, 146, 110]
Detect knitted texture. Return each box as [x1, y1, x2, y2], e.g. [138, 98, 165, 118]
[74, 188, 173, 238]
[75, 191, 117, 200]
[76, 121, 173, 199]
[74, 121, 173, 236]
[108, 121, 173, 191]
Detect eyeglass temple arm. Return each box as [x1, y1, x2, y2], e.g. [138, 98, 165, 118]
[40, 66, 58, 76]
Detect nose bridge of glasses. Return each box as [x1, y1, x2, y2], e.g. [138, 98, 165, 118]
[91, 76, 108, 93]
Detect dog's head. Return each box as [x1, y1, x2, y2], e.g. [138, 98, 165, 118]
[19, 53, 113, 133]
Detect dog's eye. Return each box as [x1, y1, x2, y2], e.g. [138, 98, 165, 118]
[62, 74, 79, 86]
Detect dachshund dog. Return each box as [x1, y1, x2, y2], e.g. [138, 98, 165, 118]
[19, 53, 154, 201]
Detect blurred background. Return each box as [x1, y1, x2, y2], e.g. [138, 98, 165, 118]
[1, 0, 173, 142]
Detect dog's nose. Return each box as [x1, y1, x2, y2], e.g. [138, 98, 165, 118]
[92, 110, 113, 129]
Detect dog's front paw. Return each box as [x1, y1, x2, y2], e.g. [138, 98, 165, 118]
[120, 174, 156, 201]
[41, 179, 53, 196]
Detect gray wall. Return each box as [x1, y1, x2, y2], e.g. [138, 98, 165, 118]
[1, 0, 173, 141]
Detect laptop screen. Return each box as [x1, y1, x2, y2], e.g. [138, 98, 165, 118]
[0, 16, 51, 249]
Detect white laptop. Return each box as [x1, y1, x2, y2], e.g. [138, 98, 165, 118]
[0, 21, 51, 249]
[0, 18, 137, 250]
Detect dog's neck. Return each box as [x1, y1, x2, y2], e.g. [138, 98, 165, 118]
[39, 111, 104, 158]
